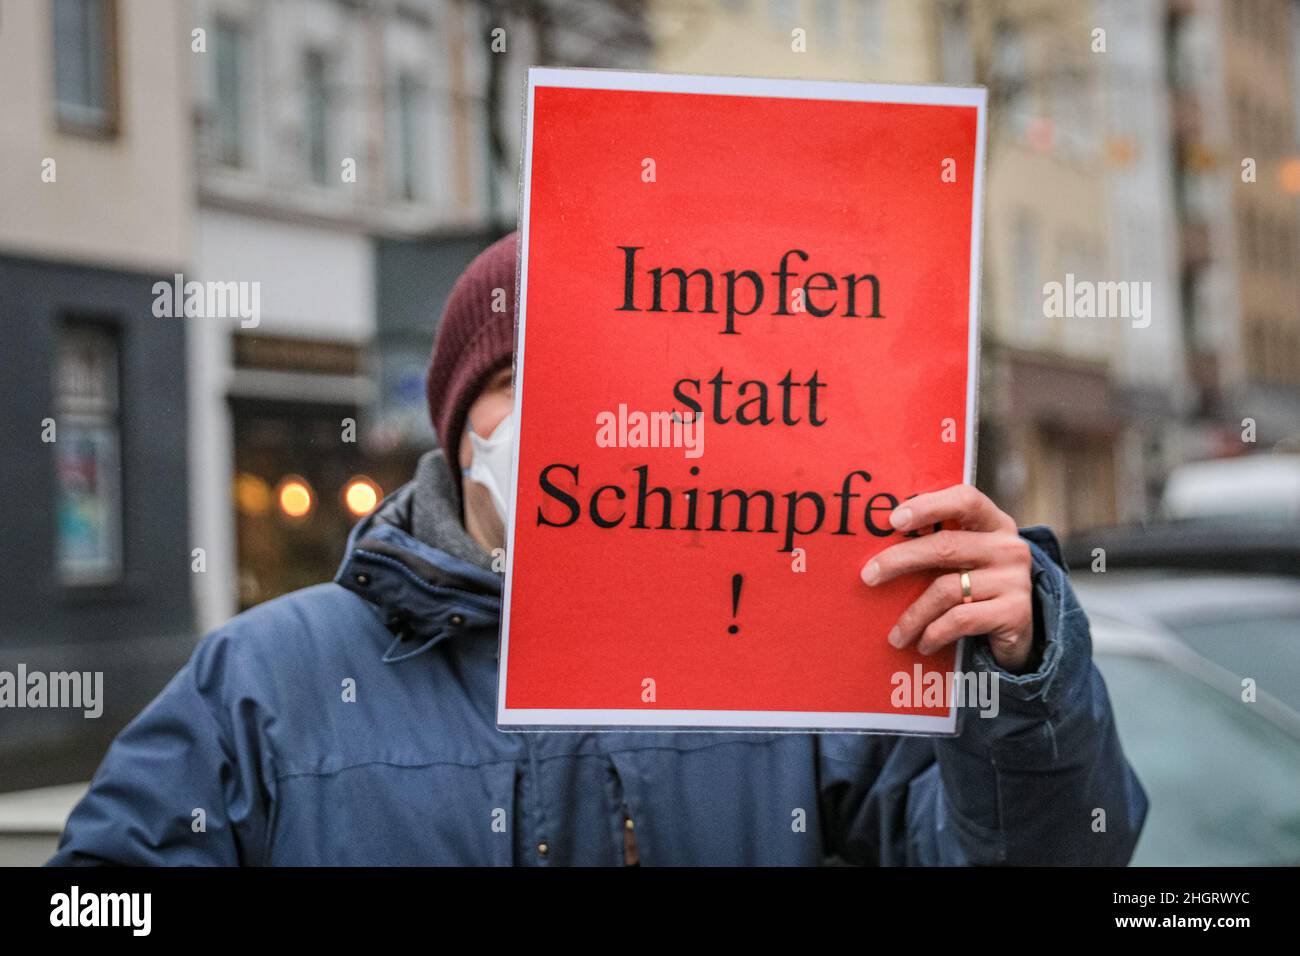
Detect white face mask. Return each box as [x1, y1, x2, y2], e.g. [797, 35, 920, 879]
[463, 413, 515, 523]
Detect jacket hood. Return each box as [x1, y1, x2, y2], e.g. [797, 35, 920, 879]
[334, 450, 502, 662]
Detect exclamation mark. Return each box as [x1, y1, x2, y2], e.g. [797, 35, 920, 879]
[729, 573, 743, 634]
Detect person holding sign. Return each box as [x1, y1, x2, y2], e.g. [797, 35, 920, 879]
[51, 232, 1147, 866]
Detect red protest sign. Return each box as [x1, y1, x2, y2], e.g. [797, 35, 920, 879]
[499, 69, 986, 733]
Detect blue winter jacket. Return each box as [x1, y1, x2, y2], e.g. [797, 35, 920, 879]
[50, 457, 1147, 866]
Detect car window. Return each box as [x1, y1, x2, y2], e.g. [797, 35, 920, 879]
[1095, 653, 1300, 866]
[1167, 615, 1300, 714]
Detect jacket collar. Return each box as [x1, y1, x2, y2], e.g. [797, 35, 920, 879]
[334, 452, 502, 663]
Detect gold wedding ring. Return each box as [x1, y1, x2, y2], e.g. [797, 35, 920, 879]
[959, 571, 973, 604]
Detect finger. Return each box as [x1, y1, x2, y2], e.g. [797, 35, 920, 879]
[916, 597, 1019, 655]
[862, 530, 999, 585]
[888, 484, 1013, 535]
[888, 566, 1024, 648]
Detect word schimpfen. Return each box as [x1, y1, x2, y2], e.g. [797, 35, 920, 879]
[536, 464, 932, 553]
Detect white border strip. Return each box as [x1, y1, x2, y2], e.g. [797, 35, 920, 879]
[527, 66, 987, 107]
[498, 68, 986, 734]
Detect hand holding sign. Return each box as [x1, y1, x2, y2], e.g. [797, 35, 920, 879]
[862, 485, 1036, 674]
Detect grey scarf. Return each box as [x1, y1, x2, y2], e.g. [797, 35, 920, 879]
[409, 449, 496, 573]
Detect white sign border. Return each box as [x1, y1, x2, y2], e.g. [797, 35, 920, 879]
[498, 68, 987, 735]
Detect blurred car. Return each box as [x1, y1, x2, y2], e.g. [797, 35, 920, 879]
[0, 784, 85, 867]
[1064, 520, 1300, 577]
[1073, 570, 1300, 865]
[1161, 454, 1300, 522]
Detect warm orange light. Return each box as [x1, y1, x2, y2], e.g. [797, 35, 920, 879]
[1280, 157, 1300, 195]
[344, 477, 381, 517]
[278, 477, 313, 518]
[234, 473, 272, 516]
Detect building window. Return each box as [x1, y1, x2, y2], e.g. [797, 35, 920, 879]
[1293, 8, 1300, 138]
[1048, 49, 1095, 155]
[214, 18, 249, 168]
[55, 324, 123, 585]
[859, 0, 883, 57]
[1231, 90, 1248, 145]
[1013, 211, 1041, 341]
[815, 0, 838, 49]
[768, 0, 795, 28]
[53, 0, 117, 136]
[992, 20, 1032, 137]
[937, 1, 973, 83]
[390, 71, 422, 201]
[304, 49, 332, 186]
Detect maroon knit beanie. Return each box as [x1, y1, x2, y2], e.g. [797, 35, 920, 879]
[426, 231, 518, 485]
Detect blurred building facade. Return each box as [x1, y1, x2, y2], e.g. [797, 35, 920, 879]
[651, 0, 1300, 536]
[0, 0, 196, 787]
[961, 0, 1134, 535]
[1169, 0, 1300, 450]
[0, 0, 557, 781]
[651, 0, 937, 82]
[183, 0, 652, 632]
[187, 0, 531, 631]
[1097, 0, 1189, 523]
